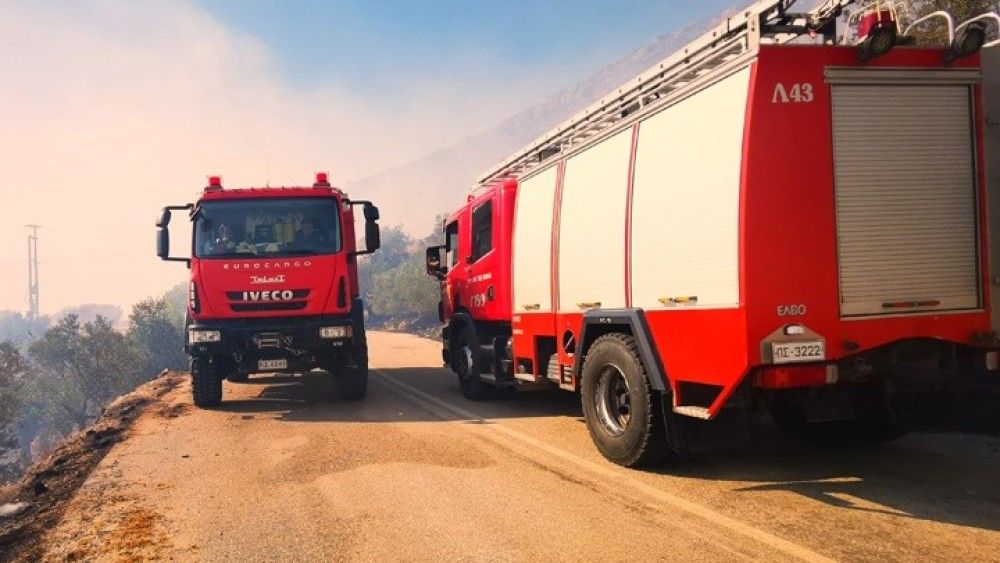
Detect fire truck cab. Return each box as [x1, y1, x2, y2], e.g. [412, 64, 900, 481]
[428, 1, 1000, 466]
[157, 173, 380, 407]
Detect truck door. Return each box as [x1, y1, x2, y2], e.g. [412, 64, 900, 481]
[465, 198, 495, 315]
[444, 219, 463, 315]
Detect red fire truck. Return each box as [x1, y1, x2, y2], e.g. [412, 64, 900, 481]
[157, 173, 381, 407]
[427, 0, 1000, 466]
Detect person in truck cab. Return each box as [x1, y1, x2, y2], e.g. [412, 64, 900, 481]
[203, 223, 239, 255]
[294, 218, 328, 247]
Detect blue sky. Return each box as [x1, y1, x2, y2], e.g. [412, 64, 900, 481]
[198, 1, 736, 102]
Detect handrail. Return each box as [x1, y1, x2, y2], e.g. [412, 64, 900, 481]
[956, 13, 1000, 49]
[903, 10, 955, 45]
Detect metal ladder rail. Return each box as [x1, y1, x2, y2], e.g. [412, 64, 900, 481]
[475, 0, 863, 189]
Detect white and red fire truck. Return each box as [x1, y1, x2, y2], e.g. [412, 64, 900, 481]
[157, 173, 381, 407]
[427, 0, 1000, 466]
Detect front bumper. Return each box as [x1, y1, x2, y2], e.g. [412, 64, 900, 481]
[186, 314, 355, 358]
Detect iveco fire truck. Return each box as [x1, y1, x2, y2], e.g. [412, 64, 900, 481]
[427, 0, 1000, 466]
[157, 173, 381, 407]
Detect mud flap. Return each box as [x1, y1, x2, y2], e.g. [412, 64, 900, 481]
[660, 395, 751, 455]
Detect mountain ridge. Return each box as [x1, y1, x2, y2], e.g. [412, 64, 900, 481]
[346, 8, 737, 234]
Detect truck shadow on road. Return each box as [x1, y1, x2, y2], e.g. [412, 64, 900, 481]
[664, 425, 1000, 532]
[212, 368, 1000, 533]
[211, 368, 583, 424]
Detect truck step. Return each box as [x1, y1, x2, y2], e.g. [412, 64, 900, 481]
[672, 406, 711, 420]
[546, 355, 560, 383]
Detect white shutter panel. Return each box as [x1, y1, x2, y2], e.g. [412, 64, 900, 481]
[831, 84, 980, 316]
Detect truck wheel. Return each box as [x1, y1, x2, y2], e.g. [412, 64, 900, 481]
[770, 384, 904, 447]
[339, 345, 369, 401]
[191, 357, 222, 408]
[341, 366, 368, 401]
[453, 326, 493, 401]
[580, 334, 669, 467]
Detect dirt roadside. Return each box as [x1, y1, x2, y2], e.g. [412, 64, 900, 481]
[0, 372, 185, 562]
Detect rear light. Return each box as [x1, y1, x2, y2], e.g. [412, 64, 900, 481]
[189, 281, 200, 314]
[756, 365, 838, 389]
[784, 324, 805, 336]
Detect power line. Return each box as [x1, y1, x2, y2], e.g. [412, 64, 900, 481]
[0, 259, 26, 271]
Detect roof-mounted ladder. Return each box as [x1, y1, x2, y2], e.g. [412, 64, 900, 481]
[476, 0, 862, 188]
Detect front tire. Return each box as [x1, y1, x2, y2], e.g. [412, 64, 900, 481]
[580, 334, 669, 467]
[341, 348, 369, 401]
[452, 326, 493, 401]
[191, 356, 222, 408]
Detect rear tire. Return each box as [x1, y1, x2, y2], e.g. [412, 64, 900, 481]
[452, 326, 493, 401]
[770, 384, 904, 447]
[191, 356, 222, 408]
[580, 334, 669, 467]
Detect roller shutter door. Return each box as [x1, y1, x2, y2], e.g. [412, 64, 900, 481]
[831, 83, 980, 317]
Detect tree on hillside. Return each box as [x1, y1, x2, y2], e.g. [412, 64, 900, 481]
[0, 342, 26, 481]
[52, 304, 123, 327]
[27, 315, 143, 435]
[127, 298, 186, 375]
[357, 225, 414, 304]
[368, 251, 441, 323]
[0, 311, 49, 344]
[360, 218, 447, 329]
[161, 282, 188, 332]
[904, 1, 999, 43]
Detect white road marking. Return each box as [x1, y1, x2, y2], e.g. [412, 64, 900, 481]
[374, 368, 835, 563]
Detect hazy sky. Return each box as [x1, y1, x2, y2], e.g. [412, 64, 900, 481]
[0, 0, 734, 315]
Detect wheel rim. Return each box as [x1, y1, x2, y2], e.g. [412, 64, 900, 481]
[595, 364, 631, 436]
[454, 333, 475, 380]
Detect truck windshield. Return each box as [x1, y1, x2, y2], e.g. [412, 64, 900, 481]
[194, 198, 341, 258]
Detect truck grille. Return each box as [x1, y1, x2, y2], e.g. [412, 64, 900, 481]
[227, 289, 310, 313]
[231, 301, 308, 313]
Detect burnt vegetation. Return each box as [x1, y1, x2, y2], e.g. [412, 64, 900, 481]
[0, 293, 187, 484]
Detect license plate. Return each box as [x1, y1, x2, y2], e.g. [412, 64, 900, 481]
[257, 359, 288, 371]
[772, 341, 825, 364]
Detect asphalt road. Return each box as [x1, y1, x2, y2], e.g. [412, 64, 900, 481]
[38, 331, 1000, 561]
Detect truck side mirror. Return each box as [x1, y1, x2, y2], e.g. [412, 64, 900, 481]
[426, 246, 446, 279]
[156, 208, 172, 228]
[348, 200, 381, 256]
[157, 204, 193, 264]
[157, 228, 170, 259]
[364, 220, 381, 253]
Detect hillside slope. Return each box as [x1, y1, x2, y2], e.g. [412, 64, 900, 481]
[346, 10, 735, 233]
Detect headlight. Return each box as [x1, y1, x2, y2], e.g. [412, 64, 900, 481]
[188, 330, 221, 344]
[319, 326, 352, 339]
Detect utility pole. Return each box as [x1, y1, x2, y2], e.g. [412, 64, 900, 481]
[26, 225, 40, 319]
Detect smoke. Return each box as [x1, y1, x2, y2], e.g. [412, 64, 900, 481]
[0, 1, 569, 313]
